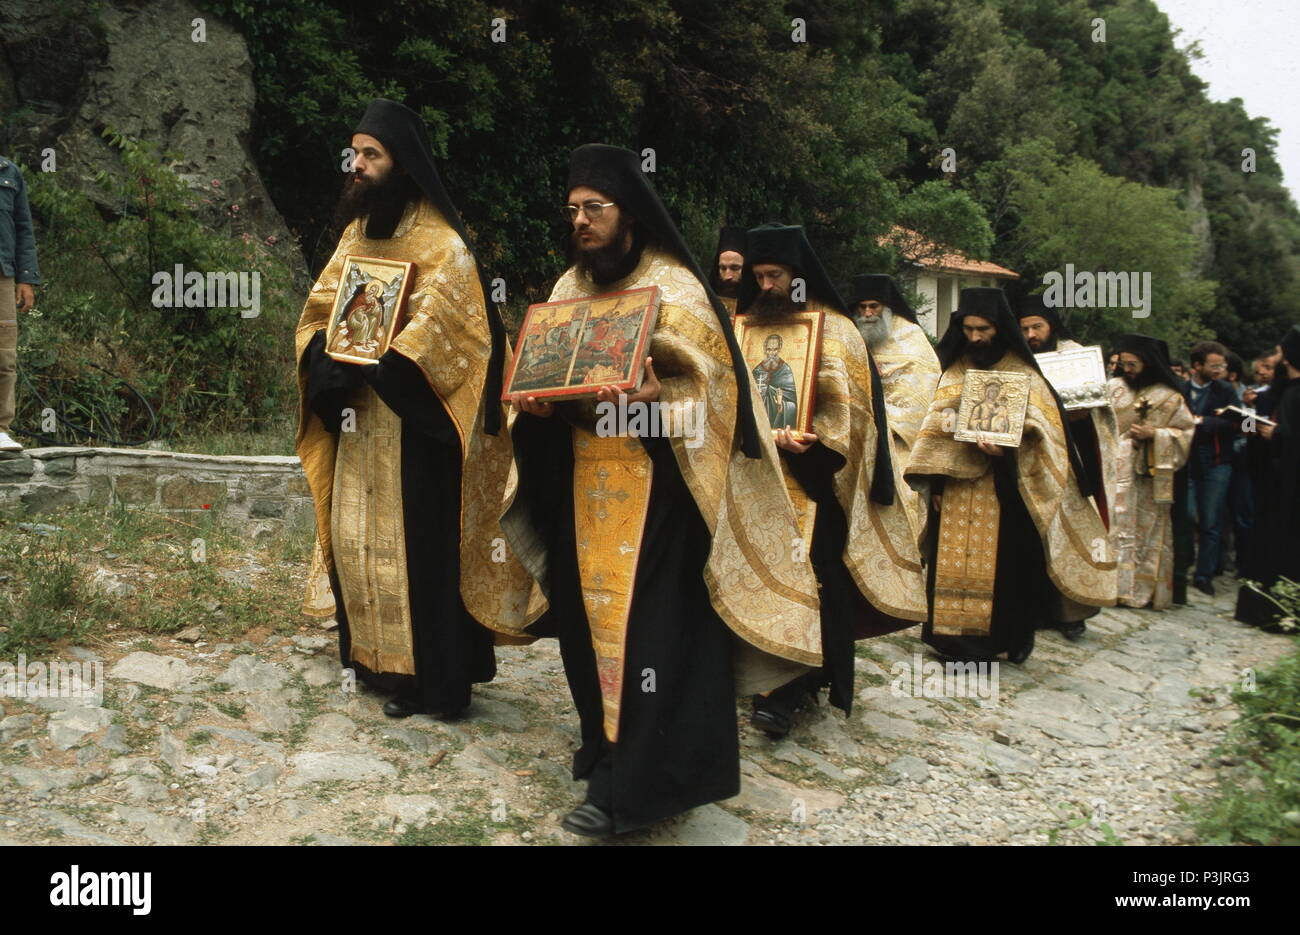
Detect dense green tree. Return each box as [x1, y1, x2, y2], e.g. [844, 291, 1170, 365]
[202, 0, 1297, 349]
[1008, 155, 1217, 348]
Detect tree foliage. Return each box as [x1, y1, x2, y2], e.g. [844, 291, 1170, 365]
[200, 0, 1298, 358]
[22, 132, 299, 442]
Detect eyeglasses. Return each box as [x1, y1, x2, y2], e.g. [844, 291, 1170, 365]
[1117, 360, 1143, 371]
[563, 200, 616, 222]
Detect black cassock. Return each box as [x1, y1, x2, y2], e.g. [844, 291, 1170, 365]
[1235, 384, 1278, 583]
[510, 410, 739, 833]
[920, 451, 1057, 660]
[771, 443, 906, 714]
[1235, 377, 1300, 628]
[303, 331, 495, 712]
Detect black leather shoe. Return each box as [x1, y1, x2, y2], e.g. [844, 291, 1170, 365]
[1007, 631, 1035, 665]
[1062, 622, 1086, 642]
[1193, 577, 1215, 596]
[383, 697, 420, 718]
[750, 707, 792, 739]
[561, 802, 613, 837]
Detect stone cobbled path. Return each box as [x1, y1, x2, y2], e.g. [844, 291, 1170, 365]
[0, 584, 1288, 845]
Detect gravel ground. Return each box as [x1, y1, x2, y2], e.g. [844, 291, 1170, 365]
[0, 580, 1288, 846]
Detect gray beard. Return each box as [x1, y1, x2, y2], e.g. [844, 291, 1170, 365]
[855, 307, 892, 349]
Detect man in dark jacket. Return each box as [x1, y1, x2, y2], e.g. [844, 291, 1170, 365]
[1182, 340, 1241, 595]
[0, 155, 40, 453]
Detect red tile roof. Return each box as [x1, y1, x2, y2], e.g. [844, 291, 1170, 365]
[880, 227, 1019, 279]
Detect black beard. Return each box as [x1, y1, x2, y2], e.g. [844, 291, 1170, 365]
[574, 218, 637, 283]
[968, 340, 1005, 369]
[1122, 370, 1157, 389]
[1026, 334, 1057, 353]
[748, 290, 799, 318]
[334, 168, 418, 239]
[715, 280, 739, 298]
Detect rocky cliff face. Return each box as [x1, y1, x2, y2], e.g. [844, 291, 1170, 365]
[0, 0, 307, 286]
[1184, 175, 1215, 279]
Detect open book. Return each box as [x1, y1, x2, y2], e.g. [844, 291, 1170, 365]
[1215, 405, 1277, 428]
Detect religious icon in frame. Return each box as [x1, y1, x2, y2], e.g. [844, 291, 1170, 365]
[324, 255, 416, 364]
[953, 369, 1030, 447]
[733, 310, 825, 436]
[502, 286, 660, 401]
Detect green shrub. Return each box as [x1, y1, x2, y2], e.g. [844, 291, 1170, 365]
[18, 130, 300, 445]
[1195, 580, 1300, 844]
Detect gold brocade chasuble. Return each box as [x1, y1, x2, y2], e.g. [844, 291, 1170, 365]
[330, 384, 416, 671]
[501, 245, 823, 741]
[933, 472, 999, 635]
[572, 431, 653, 741]
[906, 352, 1117, 635]
[1108, 378, 1194, 609]
[294, 199, 540, 675]
[871, 314, 941, 541]
[777, 308, 927, 624]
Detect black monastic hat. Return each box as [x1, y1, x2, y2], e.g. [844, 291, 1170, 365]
[738, 223, 848, 315]
[848, 274, 918, 324]
[1281, 324, 1300, 368]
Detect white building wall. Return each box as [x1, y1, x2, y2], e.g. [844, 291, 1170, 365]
[906, 269, 1007, 338]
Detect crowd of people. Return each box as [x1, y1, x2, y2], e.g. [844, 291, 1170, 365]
[1105, 336, 1299, 628]
[6, 98, 1295, 840]
[296, 100, 1298, 838]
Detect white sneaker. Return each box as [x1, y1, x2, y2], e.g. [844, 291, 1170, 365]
[0, 432, 23, 452]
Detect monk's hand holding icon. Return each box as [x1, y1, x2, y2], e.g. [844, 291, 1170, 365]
[510, 392, 554, 418]
[774, 426, 817, 453]
[976, 435, 1003, 457]
[596, 357, 660, 406]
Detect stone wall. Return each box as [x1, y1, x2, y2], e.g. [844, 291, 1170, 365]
[0, 448, 314, 533]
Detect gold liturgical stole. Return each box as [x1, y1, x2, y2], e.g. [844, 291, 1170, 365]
[572, 428, 653, 742]
[933, 472, 1000, 636]
[330, 384, 416, 674]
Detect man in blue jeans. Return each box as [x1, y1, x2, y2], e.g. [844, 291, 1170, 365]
[1182, 340, 1241, 595]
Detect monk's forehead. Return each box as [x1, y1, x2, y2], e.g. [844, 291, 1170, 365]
[567, 185, 614, 203]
